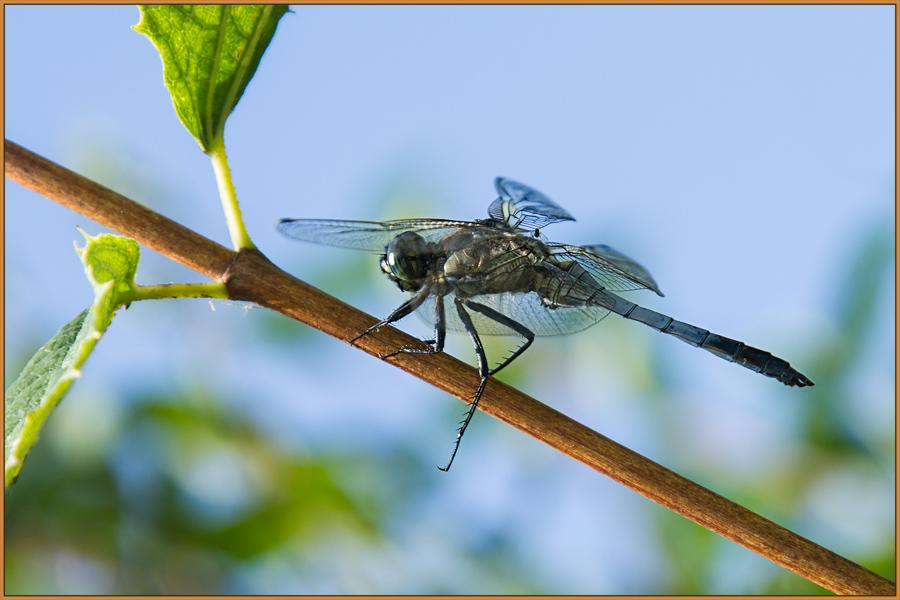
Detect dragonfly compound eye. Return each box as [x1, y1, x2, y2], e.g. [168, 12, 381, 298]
[385, 231, 429, 282]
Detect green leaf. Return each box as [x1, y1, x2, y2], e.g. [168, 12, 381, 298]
[134, 5, 290, 152]
[5, 233, 141, 487]
[74, 229, 140, 297]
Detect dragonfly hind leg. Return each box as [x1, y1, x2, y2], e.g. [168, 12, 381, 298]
[462, 299, 536, 376]
[438, 297, 493, 471]
[439, 376, 489, 472]
[438, 297, 537, 471]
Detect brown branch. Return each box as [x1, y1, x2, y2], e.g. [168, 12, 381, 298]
[5, 139, 894, 596]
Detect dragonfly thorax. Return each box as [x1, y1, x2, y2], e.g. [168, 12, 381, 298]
[381, 231, 433, 292]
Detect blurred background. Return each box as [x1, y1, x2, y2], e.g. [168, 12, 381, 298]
[4, 5, 894, 594]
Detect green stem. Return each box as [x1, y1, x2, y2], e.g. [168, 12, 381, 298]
[209, 134, 256, 251]
[118, 281, 230, 304]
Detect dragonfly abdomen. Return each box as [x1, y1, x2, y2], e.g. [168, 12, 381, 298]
[606, 292, 814, 387]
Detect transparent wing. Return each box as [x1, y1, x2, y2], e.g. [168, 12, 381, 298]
[276, 218, 481, 253]
[552, 243, 664, 297]
[418, 290, 611, 338]
[489, 177, 576, 231]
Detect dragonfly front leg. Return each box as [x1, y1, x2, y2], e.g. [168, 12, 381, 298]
[350, 289, 431, 359]
[381, 294, 447, 360]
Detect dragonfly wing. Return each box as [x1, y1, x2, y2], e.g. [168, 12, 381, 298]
[276, 218, 477, 253]
[553, 244, 664, 296]
[418, 291, 610, 337]
[489, 178, 576, 231]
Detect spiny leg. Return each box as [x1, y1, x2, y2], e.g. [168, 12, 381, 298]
[439, 296, 492, 472]
[350, 289, 431, 358]
[462, 299, 535, 376]
[381, 294, 447, 360]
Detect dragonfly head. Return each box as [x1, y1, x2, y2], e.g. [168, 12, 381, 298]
[381, 231, 430, 292]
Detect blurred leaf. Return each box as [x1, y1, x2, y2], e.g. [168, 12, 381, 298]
[863, 548, 898, 584]
[192, 463, 367, 559]
[656, 511, 718, 593]
[5, 233, 140, 487]
[4, 435, 122, 594]
[131, 394, 380, 560]
[802, 222, 893, 456]
[823, 223, 893, 372]
[134, 5, 289, 152]
[760, 569, 831, 595]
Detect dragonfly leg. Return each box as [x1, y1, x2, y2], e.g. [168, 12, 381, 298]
[381, 294, 447, 359]
[462, 299, 535, 376]
[350, 289, 429, 350]
[439, 377, 488, 472]
[438, 296, 492, 472]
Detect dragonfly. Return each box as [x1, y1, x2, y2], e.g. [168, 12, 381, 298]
[277, 177, 814, 471]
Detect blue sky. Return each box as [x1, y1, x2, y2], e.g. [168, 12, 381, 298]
[5, 5, 895, 594]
